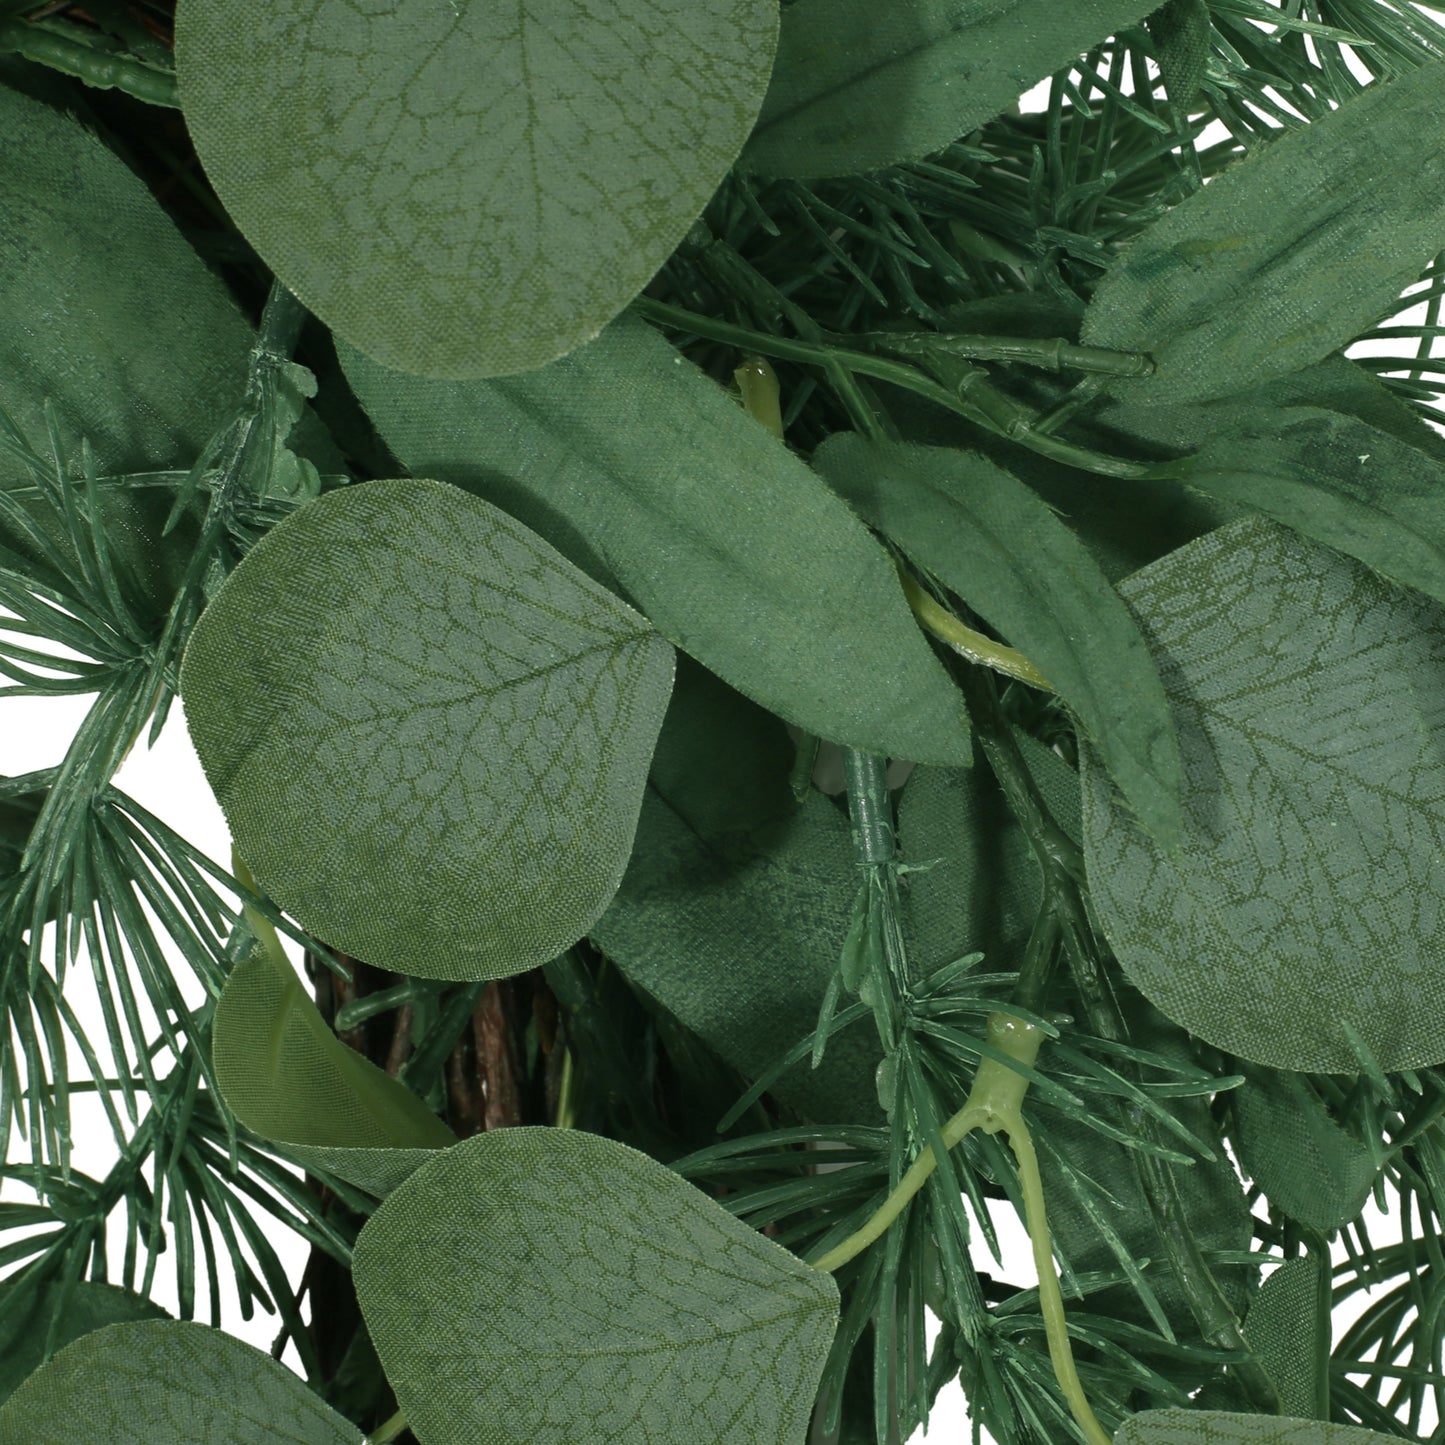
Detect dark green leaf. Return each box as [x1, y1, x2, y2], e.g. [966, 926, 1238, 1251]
[0, 1320, 359, 1444]
[1146, 0, 1212, 109]
[1243, 1259, 1330, 1421]
[1233, 1069, 1378, 1233]
[741, 0, 1155, 179]
[815, 435, 1180, 845]
[1082, 515, 1445, 1072]
[181, 478, 674, 981]
[352, 1128, 840, 1445]
[212, 901, 456, 1195]
[1185, 408, 1445, 608]
[1083, 58, 1445, 402]
[0, 1279, 165, 1405]
[592, 656, 879, 1124]
[341, 316, 971, 764]
[1117, 1409, 1398, 1445]
[176, 0, 777, 378]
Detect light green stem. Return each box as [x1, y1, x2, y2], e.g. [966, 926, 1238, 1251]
[900, 570, 1053, 692]
[812, 1014, 1113, 1445]
[369, 1409, 408, 1445]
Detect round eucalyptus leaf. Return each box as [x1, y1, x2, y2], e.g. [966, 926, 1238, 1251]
[1082, 515, 1445, 1073]
[353, 1128, 840, 1445]
[174, 0, 777, 379]
[181, 478, 674, 981]
[0, 1320, 359, 1444]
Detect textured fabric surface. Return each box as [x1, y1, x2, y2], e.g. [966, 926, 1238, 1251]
[0, 1321, 360, 1444]
[353, 1127, 840, 1445]
[182, 477, 674, 981]
[1119, 1408, 1397, 1445]
[1084, 57, 1445, 403]
[340, 316, 972, 766]
[743, 0, 1155, 178]
[176, 0, 776, 378]
[1244, 1258, 1329, 1420]
[1083, 515, 1445, 1072]
[818, 433, 1180, 845]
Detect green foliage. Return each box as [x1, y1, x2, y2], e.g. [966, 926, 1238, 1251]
[181, 477, 675, 981]
[1082, 516, 1445, 1073]
[353, 1129, 840, 1444]
[0, 1320, 360, 1444]
[175, 0, 778, 379]
[7, 4, 1445, 1444]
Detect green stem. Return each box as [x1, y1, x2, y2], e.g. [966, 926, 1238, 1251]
[857, 331, 1155, 378]
[0, 18, 178, 107]
[900, 570, 1053, 692]
[369, 1408, 408, 1445]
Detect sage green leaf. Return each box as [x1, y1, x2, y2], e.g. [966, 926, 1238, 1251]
[1082, 515, 1445, 1073]
[815, 434, 1180, 844]
[0, 1279, 165, 1405]
[592, 655, 879, 1124]
[175, 0, 776, 379]
[353, 1128, 840, 1445]
[1147, 0, 1212, 108]
[1185, 408, 1445, 608]
[0, 1320, 360, 1444]
[181, 478, 675, 981]
[212, 900, 456, 1196]
[1117, 1408, 1398, 1445]
[341, 317, 970, 764]
[1244, 1258, 1330, 1420]
[741, 0, 1154, 179]
[1233, 1068, 1378, 1232]
[1082, 57, 1445, 403]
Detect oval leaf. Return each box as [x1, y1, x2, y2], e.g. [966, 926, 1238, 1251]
[816, 434, 1181, 845]
[1242, 1258, 1330, 1421]
[353, 1128, 840, 1445]
[1118, 1409, 1398, 1445]
[1186, 408, 1445, 609]
[1082, 57, 1445, 403]
[181, 478, 675, 981]
[341, 317, 971, 765]
[742, 0, 1153, 179]
[1082, 515, 1445, 1073]
[213, 899, 455, 1195]
[0, 1279, 166, 1405]
[175, 0, 776, 378]
[0, 1320, 360, 1444]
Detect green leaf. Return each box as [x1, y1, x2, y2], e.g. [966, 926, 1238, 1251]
[0, 1279, 166, 1405]
[352, 1128, 840, 1445]
[1146, 0, 1212, 109]
[741, 0, 1155, 179]
[1082, 57, 1445, 402]
[592, 655, 879, 1124]
[0, 1320, 360, 1444]
[1184, 408, 1445, 609]
[1081, 514, 1445, 1073]
[1117, 1408, 1398, 1445]
[1233, 1068, 1378, 1233]
[212, 899, 456, 1196]
[181, 477, 675, 981]
[341, 316, 970, 765]
[815, 435, 1180, 845]
[175, 0, 777, 379]
[1243, 1258, 1330, 1420]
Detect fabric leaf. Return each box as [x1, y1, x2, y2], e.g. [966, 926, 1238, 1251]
[175, 0, 776, 379]
[181, 478, 674, 981]
[212, 898, 456, 1196]
[816, 434, 1180, 845]
[1118, 1409, 1398, 1445]
[1184, 408, 1445, 608]
[0, 1280, 165, 1406]
[352, 1128, 840, 1445]
[341, 316, 971, 765]
[591, 656, 878, 1124]
[1233, 1068, 1378, 1233]
[1244, 1258, 1330, 1421]
[1082, 57, 1445, 403]
[0, 1320, 360, 1444]
[1147, 0, 1212, 109]
[741, 0, 1155, 179]
[1082, 515, 1445, 1073]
